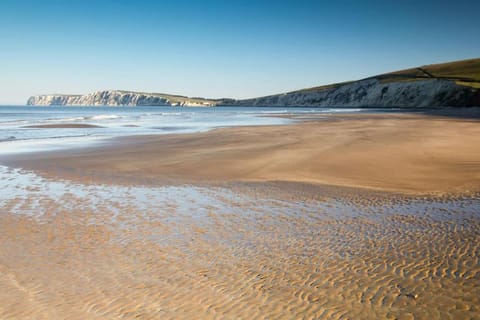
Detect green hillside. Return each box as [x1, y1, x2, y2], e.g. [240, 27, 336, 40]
[289, 58, 480, 94]
[378, 58, 480, 88]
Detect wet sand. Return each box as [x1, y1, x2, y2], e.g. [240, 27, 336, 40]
[1, 112, 480, 319]
[8, 113, 480, 195]
[0, 167, 478, 320]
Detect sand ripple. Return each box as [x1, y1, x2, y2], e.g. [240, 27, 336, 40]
[0, 168, 479, 319]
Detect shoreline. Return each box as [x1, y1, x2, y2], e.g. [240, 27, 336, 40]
[3, 112, 480, 195]
[2, 110, 480, 319]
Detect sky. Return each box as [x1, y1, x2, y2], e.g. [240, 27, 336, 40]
[0, 0, 479, 104]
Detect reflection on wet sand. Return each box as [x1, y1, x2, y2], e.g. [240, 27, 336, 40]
[0, 166, 478, 319]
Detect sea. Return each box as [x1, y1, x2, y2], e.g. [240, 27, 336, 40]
[0, 105, 370, 155]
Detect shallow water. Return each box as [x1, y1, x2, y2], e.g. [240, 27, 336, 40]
[0, 105, 372, 154]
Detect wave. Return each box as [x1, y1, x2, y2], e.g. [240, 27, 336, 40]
[0, 119, 29, 125]
[46, 116, 86, 122]
[260, 110, 288, 114]
[324, 108, 363, 113]
[89, 114, 121, 120]
[150, 112, 186, 117]
[0, 133, 98, 143]
[41, 114, 124, 123]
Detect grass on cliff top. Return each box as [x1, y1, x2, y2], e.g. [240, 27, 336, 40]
[290, 58, 480, 94]
[115, 90, 218, 104]
[379, 58, 480, 88]
[456, 80, 480, 89]
[385, 58, 480, 81]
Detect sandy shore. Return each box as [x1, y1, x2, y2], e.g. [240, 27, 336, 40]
[0, 169, 479, 320]
[7, 113, 480, 195]
[1, 112, 480, 319]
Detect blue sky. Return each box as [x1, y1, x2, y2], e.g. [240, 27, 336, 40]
[0, 0, 479, 104]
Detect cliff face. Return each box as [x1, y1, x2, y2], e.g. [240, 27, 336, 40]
[27, 95, 84, 106]
[27, 80, 479, 108]
[27, 58, 480, 108]
[225, 79, 478, 108]
[27, 90, 217, 107]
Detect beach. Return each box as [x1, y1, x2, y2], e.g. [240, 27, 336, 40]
[1, 112, 480, 319]
[2, 0, 480, 317]
[8, 112, 480, 194]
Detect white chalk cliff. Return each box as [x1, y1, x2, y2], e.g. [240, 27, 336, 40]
[27, 90, 218, 107]
[225, 78, 479, 108]
[28, 79, 478, 108]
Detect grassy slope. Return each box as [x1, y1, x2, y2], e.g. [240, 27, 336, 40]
[385, 58, 480, 81]
[287, 58, 480, 95]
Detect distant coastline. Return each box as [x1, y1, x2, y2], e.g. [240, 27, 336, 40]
[28, 58, 480, 108]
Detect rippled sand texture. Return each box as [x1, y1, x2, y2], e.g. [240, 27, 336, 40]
[0, 167, 479, 320]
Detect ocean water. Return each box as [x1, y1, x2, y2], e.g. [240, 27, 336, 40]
[0, 105, 365, 155]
